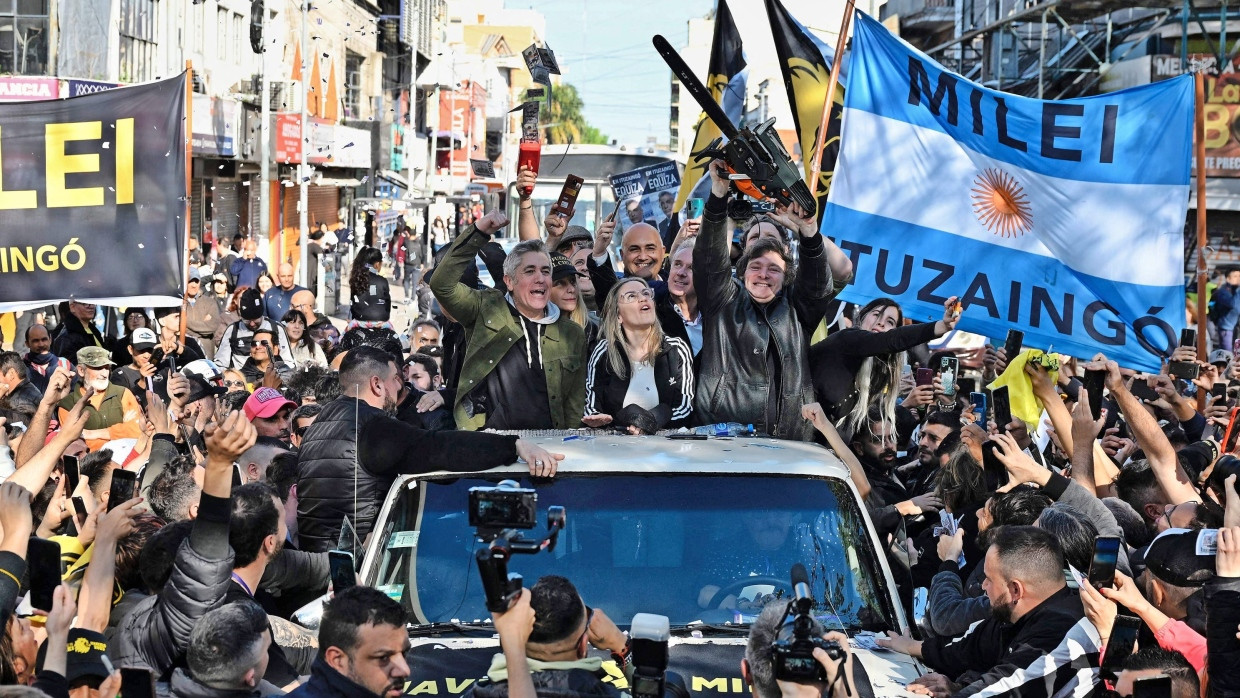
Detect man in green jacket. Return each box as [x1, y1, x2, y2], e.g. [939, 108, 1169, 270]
[430, 210, 586, 431]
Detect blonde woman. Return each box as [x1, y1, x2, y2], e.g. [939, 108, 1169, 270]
[583, 278, 693, 433]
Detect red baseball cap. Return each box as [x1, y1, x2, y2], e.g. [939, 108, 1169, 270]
[244, 387, 297, 421]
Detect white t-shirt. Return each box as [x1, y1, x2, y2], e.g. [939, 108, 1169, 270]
[622, 360, 660, 410]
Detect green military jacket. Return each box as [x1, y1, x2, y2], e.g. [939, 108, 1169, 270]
[429, 226, 586, 431]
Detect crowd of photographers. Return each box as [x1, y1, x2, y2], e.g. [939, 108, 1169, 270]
[0, 149, 1234, 698]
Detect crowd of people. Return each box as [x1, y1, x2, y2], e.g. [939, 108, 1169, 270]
[0, 152, 1233, 698]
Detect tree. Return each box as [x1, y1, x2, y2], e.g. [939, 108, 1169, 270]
[543, 82, 609, 145]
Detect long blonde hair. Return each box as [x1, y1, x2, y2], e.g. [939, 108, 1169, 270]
[842, 299, 907, 440]
[601, 278, 664, 378]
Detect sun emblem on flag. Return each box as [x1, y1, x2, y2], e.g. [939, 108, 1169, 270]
[971, 168, 1033, 238]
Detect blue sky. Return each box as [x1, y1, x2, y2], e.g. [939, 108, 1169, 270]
[521, 0, 716, 147]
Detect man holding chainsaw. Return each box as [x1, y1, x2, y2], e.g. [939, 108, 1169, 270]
[692, 160, 852, 440]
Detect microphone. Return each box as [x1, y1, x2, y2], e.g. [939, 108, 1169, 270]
[791, 563, 812, 611]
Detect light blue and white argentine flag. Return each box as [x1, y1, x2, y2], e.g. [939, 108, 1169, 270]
[825, 13, 1193, 372]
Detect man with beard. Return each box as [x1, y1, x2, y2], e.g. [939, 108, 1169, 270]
[900, 410, 960, 499]
[226, 483, 301, 690]
[849, 408, 942, 539]
[287, 586, 414, 698]
[878, 526, 1099, 698]
[58, 346, 142, 452]
[295, 346, 566, 552]
[244, 388, 297, 443]
[22, 324, 70, 393]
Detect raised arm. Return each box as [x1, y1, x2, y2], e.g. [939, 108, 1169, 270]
[17, 365, 73, 468]
[429, 212, 510, 325]
[693, 160, 740, 317]
[515, 167, 540, 242]
[1101, 356, 1201, 504]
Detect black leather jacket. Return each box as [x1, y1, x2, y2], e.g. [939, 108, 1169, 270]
[691, 193, 835, 440]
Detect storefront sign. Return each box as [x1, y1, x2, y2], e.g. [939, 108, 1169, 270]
[0, 77, 58, 102]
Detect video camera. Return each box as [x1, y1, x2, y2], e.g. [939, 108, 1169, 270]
[630, 613, 690, 698]
[470, 481, 565, 613]
[771, 564, 846, 687]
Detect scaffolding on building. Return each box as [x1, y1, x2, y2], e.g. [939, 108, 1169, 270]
[881, 0, 1240, 99]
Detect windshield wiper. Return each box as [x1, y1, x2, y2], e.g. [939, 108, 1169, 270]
[407, 621, 498, 637]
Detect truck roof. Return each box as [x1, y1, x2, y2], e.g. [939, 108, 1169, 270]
[409, 433, 853, 480]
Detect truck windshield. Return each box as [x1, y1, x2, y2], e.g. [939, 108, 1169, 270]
[368, 474, 895, 632]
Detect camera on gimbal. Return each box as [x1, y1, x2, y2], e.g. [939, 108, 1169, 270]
[772, 564, 845, 685]
[471, 481, 565, 613]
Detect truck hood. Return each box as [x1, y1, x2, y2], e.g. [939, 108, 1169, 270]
[397, 635, 924, 697]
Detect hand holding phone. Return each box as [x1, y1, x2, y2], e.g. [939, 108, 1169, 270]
[107, 470, 138, 512]
[1003, 329, 1024, 362]
[328, 550, 358, 592]
[992, 386, 1012, 433]
[1088, 536, 1121, 589]
[26, 537, 62, 612]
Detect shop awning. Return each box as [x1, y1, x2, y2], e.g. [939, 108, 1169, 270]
[315, 177, 363, 187]
[379, 170, 409, 188]
[1191, 178, 1240, 212]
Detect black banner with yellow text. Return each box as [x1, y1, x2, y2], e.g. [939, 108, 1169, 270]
[0, 74, 186, 308]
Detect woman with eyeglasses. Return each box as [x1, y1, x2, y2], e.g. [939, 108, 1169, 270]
[281, 309, 328, 368]
[222, 368, 249, 394]
[582, 278, 693, 434]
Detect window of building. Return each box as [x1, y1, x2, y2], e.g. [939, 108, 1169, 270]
[216, 7, 228, 58]
[233, 12, 243, 59]
[0, 0, 49, 76]
[118, 0, 158, 83]
[344, 51, 363, 120]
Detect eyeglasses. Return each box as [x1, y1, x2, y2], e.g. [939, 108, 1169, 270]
[619, 288, 655, 304]
[576, 605, 595, 649]
[223, 380, 246, 389]
[252, 340, 271, 350]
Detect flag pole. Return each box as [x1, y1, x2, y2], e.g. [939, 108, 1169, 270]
[807, 0, 856, 214]
[180, 61, 193, 347]
[1195, 69, 1209, 410]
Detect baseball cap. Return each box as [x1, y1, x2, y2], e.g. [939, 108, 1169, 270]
[35, 629, 111, 686]
[187, 267, 202, 283]
[1209, 348, 1233, 366]
[239, 288, 264, 320]
[130, 327, 158, 352]
[550, 253, 585, 283]
[183, 373, 227, 405]
[182, 358, 223, 384]
[244, 387, 297, 421]
[76, 346, 115, 369]
[556, 225, 593, 253]
[1136, 527, 1218, 587]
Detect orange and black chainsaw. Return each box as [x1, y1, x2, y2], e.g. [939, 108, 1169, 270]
[652, 34, 817, 215]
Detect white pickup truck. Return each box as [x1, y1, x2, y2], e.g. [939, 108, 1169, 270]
[313, 432, 926, 697]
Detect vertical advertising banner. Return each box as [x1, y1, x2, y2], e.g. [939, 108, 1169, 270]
[0, 74, 187, 307]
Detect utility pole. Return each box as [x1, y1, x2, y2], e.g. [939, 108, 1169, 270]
[298, 0, 310, 288]
[259, 4, 271, 253]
